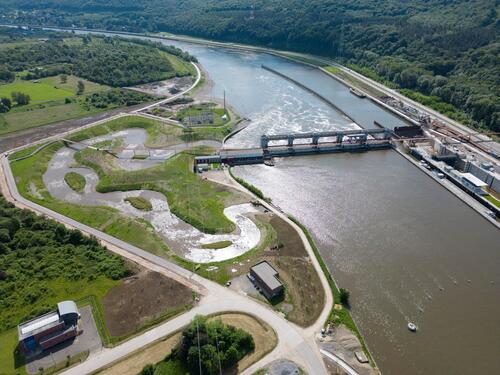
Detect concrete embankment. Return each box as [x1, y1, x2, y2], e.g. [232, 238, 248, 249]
[261, 65, 357, 124]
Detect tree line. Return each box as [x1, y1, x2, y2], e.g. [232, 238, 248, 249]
[0, 31, 196, 87]
[2, 0, 497, 131]
[0, 194, 130, 332]
[140, 315, 255, 375]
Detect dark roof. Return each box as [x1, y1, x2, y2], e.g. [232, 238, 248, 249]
[251, 261, 282, 290]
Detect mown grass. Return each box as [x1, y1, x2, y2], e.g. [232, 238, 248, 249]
[125, 196, 152, 211]
[41, 75, 108, 95]
[0, 78, 73, 101]
[0, 101, 106, 136]
[162, 52, 195, 77]
[64, 171, 86, 193]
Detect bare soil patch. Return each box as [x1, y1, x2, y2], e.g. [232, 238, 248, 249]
[102, 269, 192, 337]
[227, 213, 325, 327]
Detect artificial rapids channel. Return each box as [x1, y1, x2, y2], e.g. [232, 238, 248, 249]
[66, 29, 500, 375]
[43, 129, 261, 263]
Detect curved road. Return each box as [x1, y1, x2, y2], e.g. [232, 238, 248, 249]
[0, 150, 335, 375]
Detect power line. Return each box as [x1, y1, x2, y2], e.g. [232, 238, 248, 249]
[196, 319, 202, 375]
[214, 326, 223, 375]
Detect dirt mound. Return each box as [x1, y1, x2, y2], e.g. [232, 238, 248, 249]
[102, 270, 192, 337]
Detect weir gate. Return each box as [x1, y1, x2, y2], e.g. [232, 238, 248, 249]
[195, 128, 393, 167]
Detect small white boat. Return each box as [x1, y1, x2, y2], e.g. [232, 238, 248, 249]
[408, 322, 417, 332]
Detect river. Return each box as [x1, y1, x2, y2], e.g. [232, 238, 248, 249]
[72, 30, 500, 374]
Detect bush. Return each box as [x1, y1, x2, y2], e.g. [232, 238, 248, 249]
[158, 315, 256, 375]
[11, 91, 30, 105]
[339, 288, 350, 306]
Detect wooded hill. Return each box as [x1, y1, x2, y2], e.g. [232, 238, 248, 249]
[0, 30, 196, 87]
[2, 0, 498, 132]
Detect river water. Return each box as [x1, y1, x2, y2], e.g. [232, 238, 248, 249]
[73, 30, 500, 374]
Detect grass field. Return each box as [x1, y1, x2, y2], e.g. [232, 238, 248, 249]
[124, 196, 152, 211]
[0, 100, 105, 136]
[64, 171, 86, 192]
[201, 240, 233, 249]
[162, 52, 196, 77]
[41, 75, 108, 95]
[97, 313, 276, 375]
[0, 79, 73, 101]
[0, 329, 27, 375]
[485, 195, 500, 208]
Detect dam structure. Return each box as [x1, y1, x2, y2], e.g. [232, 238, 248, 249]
[195, 128, 393, 167]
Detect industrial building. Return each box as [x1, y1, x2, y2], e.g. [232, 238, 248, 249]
[249, 261, 284, 300]
[452, 172, 488, 196]
[18, 301, 80, 353]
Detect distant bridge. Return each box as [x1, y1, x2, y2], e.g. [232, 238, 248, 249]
[195, 128, 394, 167]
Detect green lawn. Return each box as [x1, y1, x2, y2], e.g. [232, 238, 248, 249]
[93, 153, 235, 234]
[64, 172, 86, 193]
[0, 329, 27, 375]
[41, 75, 108, 95]
[0, 79, 73, 101]
[0, 101, 103, 136]
[162, 52, 196, 77]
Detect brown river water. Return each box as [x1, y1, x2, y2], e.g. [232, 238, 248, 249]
[69, 29, 500, 374]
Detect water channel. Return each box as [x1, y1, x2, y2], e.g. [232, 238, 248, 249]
[72, 30, 500, 374]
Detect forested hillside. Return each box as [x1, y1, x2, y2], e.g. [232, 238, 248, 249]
[1, 0, 499, 131]
[0, 30, 195, 87]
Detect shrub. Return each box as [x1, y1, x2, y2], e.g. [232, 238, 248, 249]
[339, 288, 350, 306]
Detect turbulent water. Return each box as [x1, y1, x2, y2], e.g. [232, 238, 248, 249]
[70, 30, 500, 375]
[43, 129, 261, 263]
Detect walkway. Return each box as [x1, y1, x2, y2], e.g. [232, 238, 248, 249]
[0, 152, 332, 375]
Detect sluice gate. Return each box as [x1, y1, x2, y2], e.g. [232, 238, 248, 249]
[195, 128, 394, 168]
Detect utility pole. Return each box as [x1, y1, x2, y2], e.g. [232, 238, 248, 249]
[223, 89, 226, 112]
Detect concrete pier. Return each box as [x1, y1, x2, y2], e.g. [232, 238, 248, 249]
[195, 129, 393, 167]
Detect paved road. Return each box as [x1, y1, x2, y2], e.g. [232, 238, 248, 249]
[0, 62, 200, 154]
[0, 153, 331, 375]
[133, 62, 201, 112]
[0, 56, 335, 374]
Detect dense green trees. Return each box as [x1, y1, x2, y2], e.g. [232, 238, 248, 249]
[2, 0, 497, 131]
[11, 92, 30, 105]
[0, 32, 195, 87]
[141, 315, 255, 374]
[0, 65, 15, 83]
[0, 98, 11, 113]
[83, 89, 155, 109]
[0, 194, 130, 332]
